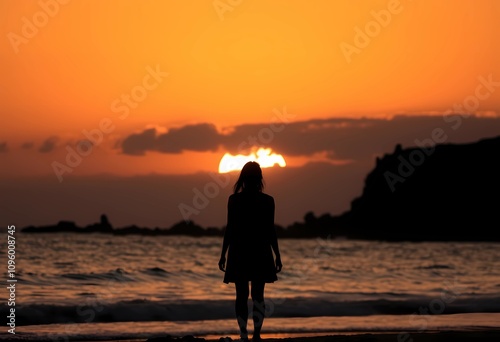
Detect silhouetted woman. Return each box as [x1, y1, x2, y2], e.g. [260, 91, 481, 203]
[218, 161, 282, 341]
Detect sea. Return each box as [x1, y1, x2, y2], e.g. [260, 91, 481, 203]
[2, 232, 500, 341]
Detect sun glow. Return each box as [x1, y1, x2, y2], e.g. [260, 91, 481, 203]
[218, 148, 286, 173]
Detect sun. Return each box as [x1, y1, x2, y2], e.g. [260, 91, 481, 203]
[218, 148, 286, 173]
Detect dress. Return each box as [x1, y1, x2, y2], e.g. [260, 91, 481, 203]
[222, 191, 278, 284]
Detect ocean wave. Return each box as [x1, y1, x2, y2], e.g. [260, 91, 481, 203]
[415, 264, 454, 270]
[60, 268, 135, 282]
[5, 295, 500, 326]
[142, 267, 171, 276]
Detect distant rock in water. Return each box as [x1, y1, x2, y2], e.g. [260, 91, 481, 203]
[22, 215, 114, 234]
[20, 215, 207, 236]
[22, 220, 80, 233]
[339, 135, 500, 241]
[100, 214, 111, 228]
[168, 221, 205, 236]
[84, 214, 114, 233]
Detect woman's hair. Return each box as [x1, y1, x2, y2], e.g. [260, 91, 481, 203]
[233, 161, 264, 193]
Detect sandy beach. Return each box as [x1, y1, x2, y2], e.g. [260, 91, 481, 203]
[5, 331, 500, 342]
[141, 330, 500, 342]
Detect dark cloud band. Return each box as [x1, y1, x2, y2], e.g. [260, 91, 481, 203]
[119, 115, 500, 162]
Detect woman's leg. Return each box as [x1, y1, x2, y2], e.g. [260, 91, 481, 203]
[235, 281, 250, 339]
[250, 281, 266, 339]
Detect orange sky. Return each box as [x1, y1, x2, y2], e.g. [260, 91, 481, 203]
[1, 0, 499, 177]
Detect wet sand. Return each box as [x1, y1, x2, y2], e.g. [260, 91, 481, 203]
[141, 330, 500, 342]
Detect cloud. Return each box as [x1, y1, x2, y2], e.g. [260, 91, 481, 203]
[119, 115, 500, 162]
[121, 124, 220, 155]
[157, 123, 220, 153]
[0, 142, 7, 153]
[121, 128, 157, 156]
[38, 136, 59, 153]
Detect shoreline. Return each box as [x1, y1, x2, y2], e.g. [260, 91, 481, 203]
[7, 314, 500, 342]
[203, 329, 500, 341]
[7, 329, 500, 342]
[61, 330, 500, 342]
[152, 330, 500, 342]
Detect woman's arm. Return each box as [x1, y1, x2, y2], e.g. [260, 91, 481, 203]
[219, 230, 230, 271]
[269, 197, 282, 272]
[271, 232, 282, 272]
[219, 196, 234, 272]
